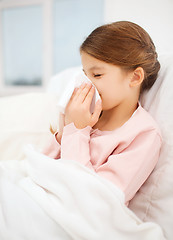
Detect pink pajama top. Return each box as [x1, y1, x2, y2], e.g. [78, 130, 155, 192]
[42, 104, 162, 205]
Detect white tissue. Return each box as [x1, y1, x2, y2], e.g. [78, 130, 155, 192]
[58, 70, 101, 114]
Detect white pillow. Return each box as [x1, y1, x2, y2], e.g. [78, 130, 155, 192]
[0, 92, 60, 161]
[129, 54, 173, 240]
[47, 66, 82, 98]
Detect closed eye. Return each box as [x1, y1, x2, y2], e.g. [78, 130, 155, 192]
[94, 74, 102, 78]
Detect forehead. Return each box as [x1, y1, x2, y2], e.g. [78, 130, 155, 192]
[81, 52, 107, 70]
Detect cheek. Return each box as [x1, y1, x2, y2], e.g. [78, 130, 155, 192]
[100, 86, 124, 109]
[100, 92, 114, 109]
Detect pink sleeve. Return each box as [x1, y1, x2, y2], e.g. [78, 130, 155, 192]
[61, 123, 93, 169]
[41, 133, 61, 159]
[95, 130, 162, 204]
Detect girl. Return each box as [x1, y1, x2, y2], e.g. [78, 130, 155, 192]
[43, 21, 162, 206]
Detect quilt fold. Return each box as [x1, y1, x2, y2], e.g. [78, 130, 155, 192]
[0, 144, 165, 240]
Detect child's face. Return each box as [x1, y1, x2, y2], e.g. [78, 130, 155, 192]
[81, 52, 133, 111]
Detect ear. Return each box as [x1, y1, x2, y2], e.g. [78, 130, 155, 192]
[129, 67, 144, 88]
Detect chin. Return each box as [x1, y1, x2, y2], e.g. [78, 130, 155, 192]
[102, 103, 116, 111]
[100, 99, 112, 111]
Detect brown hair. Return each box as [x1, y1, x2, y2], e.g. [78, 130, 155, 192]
[80, 21, 160, 94]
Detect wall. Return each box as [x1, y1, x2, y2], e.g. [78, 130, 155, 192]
[104, 0, 173, 56]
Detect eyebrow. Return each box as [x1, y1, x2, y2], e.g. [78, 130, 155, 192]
[83, 66, 105, 72]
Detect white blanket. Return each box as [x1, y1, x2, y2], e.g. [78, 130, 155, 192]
[0, 145, 165, 240]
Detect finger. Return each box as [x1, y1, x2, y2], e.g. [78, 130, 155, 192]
[70, 87, 79, 101]
[77, 83, 92, 102]
[84, 85, 95, 106]
[91, 99, 102, 124]
[73, 82, 86, 99]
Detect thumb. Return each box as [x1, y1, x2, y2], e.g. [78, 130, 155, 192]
[91, 99, 102, 124]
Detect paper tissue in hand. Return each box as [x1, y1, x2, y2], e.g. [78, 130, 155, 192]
[57, 70, 101, 114]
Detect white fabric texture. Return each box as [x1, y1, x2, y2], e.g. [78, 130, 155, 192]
[0, 92, 59, 161]
[47, 66, 82, 97]
[0, 163, 71, 240]
[0, 145, 165, 240]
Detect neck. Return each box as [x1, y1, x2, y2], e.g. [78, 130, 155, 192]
[96, 97, 139, 131]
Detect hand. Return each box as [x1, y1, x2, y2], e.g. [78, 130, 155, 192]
[64, 83, 102, 129]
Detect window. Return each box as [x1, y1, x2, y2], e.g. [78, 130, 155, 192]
[2, 5, 43, 87]
[0, 0, 104, 96]
[53, 0, 104, 73]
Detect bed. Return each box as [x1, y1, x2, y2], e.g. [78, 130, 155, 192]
[0, 53, 172, 239]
